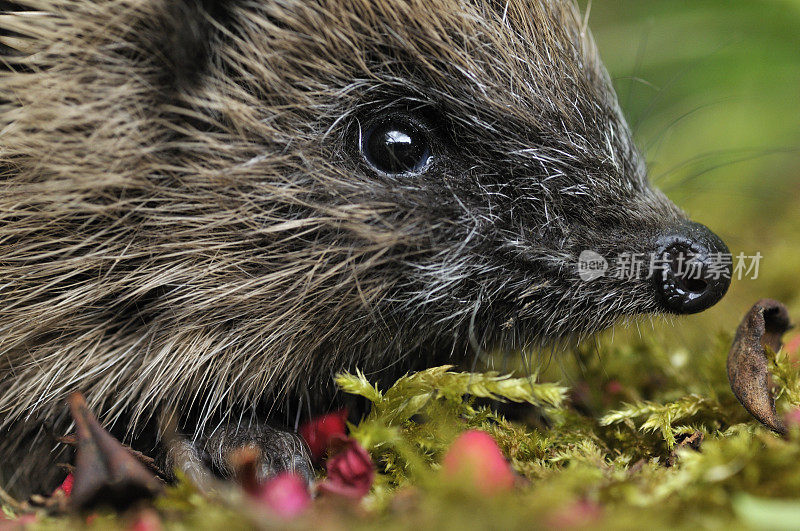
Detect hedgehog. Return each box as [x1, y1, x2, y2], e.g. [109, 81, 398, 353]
[0, 0, 730, 495]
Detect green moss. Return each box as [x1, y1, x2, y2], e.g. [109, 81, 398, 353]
[9, 331, 800, 530]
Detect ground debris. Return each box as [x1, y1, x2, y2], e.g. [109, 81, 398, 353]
[727, 299, 793, 434]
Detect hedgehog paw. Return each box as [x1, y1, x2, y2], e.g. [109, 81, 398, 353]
[166, 423, 313, 489]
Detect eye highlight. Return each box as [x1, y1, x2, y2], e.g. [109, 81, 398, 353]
[361, 117, 432, 175]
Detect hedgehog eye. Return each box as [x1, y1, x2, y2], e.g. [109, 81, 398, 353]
[361, 118, 432, 175]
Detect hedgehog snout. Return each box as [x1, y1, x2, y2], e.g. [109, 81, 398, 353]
[653, 221, 731, 314]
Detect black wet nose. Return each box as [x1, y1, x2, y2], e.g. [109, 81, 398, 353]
[654, 222, 731, 314]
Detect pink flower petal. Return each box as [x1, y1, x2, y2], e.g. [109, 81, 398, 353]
[299, 409, 348, 463]
[784, 407, 800, 428]
[0, 513, 37, 528]
[319, 436, 374, 499]
[255, 472, 311, 518]
[126, 509, 162, 531]
[604, 380, 624, 396]
[441, 430, 515, 494]
[546, 499, 603, 528]
[55, 472, 74, 497]
[785, 334, 800, 354]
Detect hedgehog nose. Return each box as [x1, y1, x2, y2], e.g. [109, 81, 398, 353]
[653, 222, 731, 314]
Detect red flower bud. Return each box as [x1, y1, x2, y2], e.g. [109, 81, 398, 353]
[255, 472, 311, 518]
[546, 499, 603, 528]
[318, 436, 374, 499]
[604, 380, 624, 396]
[786, 334, 800, 358]
[784, 407, 800, 428]
[55, 472, 74, 497]
[0, 513, 37, 526]
[299, 409, 348, 463]
[126, 509, 162, 531]
[441, 430, 515, 494]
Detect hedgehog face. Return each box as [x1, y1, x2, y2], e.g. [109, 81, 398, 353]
[192, 0, 730, 347]
[0, 0, 730, 438]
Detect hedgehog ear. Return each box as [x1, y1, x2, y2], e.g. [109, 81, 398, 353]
[155, 0, 236, 87]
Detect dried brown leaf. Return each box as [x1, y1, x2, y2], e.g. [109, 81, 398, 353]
[727, 299, 793, 434]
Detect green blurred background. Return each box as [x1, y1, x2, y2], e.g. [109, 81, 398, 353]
[579, 0, 800, 349]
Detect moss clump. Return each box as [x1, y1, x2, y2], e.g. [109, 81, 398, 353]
[8, 328, 800, 530]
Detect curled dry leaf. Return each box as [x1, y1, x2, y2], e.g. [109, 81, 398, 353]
[727, 299, 793, 434]
[68, 392, 163, 510]
[59, 433, 164, 479]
